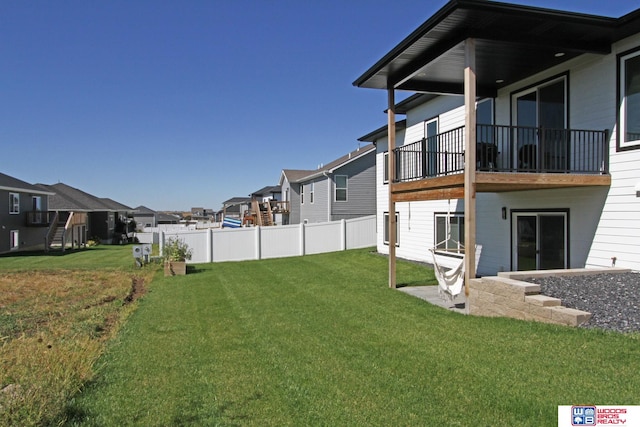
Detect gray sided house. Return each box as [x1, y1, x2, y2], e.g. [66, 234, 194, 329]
[0, 172, 54, 254]
[133, 205, 157, 230]
[280, 170, 314, 224]
[37, 182, 133, 245]
[279, 144, 376, 224]
[220, 197, 252, 220]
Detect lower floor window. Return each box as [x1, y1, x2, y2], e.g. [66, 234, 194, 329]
[10, 230, 19, 250]
[383, 212, 399, 246]
[435, 213, 464, 254]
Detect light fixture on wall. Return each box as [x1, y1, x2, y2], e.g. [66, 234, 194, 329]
[502, 207, 507, 220]
[636, 182, 640, 197]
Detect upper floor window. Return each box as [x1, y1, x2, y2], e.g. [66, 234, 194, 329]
[310, 182, 314, 204]
[383, 151, 389, 184]
[620, 48, 640, 149]
[335, 175, 347, 201]
[300, 184, 305, 204]
[9, 192, 19, 214]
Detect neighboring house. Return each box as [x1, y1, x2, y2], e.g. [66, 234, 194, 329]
[133, 205, 157, 230]
[100, 197, 136, 238]
[353, 1, 640, 287]
[0, 172, 54, 254]
[220, 197, 252, 221]
[157, 212, 181, 225]
[37, 182, 132, 245]
[247, 185, 288, 226]
[279, 170, 315, 225]
[190, 207, 215, 221]
[279, 144, 376, 224]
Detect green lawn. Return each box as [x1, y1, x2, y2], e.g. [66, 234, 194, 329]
[0, 245, 138, 271]
[61, 248, 639, 426]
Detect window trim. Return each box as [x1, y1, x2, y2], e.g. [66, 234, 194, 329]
[434, 212, 465, 256]
[9, 192, 20, 214]
[510, 209, 569, 271]
[618, 46, 640, 151]
[10, 230, 19, 250]
[511, 74, 568, 126]
[300, 184, 305, 205]
[383, 211, 399, 247]
[383, 151, 389, 184]
[335, 175, 348, 202]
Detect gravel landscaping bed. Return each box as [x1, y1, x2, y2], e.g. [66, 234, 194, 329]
[526, 272, 640, 333]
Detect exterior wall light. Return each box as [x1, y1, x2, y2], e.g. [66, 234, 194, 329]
[502, 206, 507, 220]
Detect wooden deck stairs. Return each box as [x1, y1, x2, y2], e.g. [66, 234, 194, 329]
[250, 199, 274, 226]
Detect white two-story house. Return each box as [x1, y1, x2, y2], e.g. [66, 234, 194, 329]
[354, 0, 640, 287]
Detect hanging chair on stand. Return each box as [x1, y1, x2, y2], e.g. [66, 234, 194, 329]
[429, 201, 482, 304]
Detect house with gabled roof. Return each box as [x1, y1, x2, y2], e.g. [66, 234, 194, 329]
[220, 197, 251, 222]
[132, 205, 157, 230]
[36, 182, 133, 245]
[353, 0, 640, 290]
[0, 172, 54, 254]
[245, 185, 288, 226]
[279, 144, 376, 224]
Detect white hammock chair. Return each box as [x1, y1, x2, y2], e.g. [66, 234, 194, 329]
[429, 244, 482, 303]
[429, 200, 482, 303]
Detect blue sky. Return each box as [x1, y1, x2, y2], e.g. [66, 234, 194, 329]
[2, 0, 637, 211]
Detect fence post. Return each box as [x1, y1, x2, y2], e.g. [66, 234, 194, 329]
[255, 226, 261, 260]
[341, 219, 346, 251]
[207, 229, 212, 263]
[160, 231, 165, 258]
[300, 223, 305, 256]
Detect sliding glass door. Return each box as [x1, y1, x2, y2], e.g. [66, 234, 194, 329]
[513, 212, 567, 271]
[513, 77, 567, 171]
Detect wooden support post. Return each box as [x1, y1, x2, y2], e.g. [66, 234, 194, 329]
[464, 38, 477, 298]
[388, 88, 397, 289]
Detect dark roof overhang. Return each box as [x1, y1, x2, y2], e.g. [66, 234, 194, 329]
[358, 120, 407, 143]
[353, 0, 622, 97]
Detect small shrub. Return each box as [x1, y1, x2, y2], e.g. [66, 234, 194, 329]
[162, 238, 192, 262]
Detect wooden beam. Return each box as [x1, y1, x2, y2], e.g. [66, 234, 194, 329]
[476, 172, 612, 189]
[388, 88, 397, 289]
[463, 38, 477, 299]
[391, 174, 464, 194]
[392, 187, 465, 203]
[387, 172, 611, 198]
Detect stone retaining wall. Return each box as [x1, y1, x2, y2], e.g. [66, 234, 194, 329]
[468, 275, 592, 326]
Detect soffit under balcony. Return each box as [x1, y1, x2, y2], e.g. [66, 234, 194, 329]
[353, 0, 621, 97]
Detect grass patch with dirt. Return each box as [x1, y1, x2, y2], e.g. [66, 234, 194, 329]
[64, 249, 639, 426]
[0, 246, 157, 426]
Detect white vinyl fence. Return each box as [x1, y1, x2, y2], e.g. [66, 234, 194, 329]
[157, 215, 376, 264]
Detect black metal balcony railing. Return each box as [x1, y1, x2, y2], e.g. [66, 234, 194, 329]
[26, 211, 55, 226]
[393, 125, 609, 183]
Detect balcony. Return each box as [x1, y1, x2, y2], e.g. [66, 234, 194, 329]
[391, 125, 611, 201]
[25, 211, 55, 227]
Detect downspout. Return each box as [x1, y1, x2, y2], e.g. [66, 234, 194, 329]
[323, 171, 331, 222]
